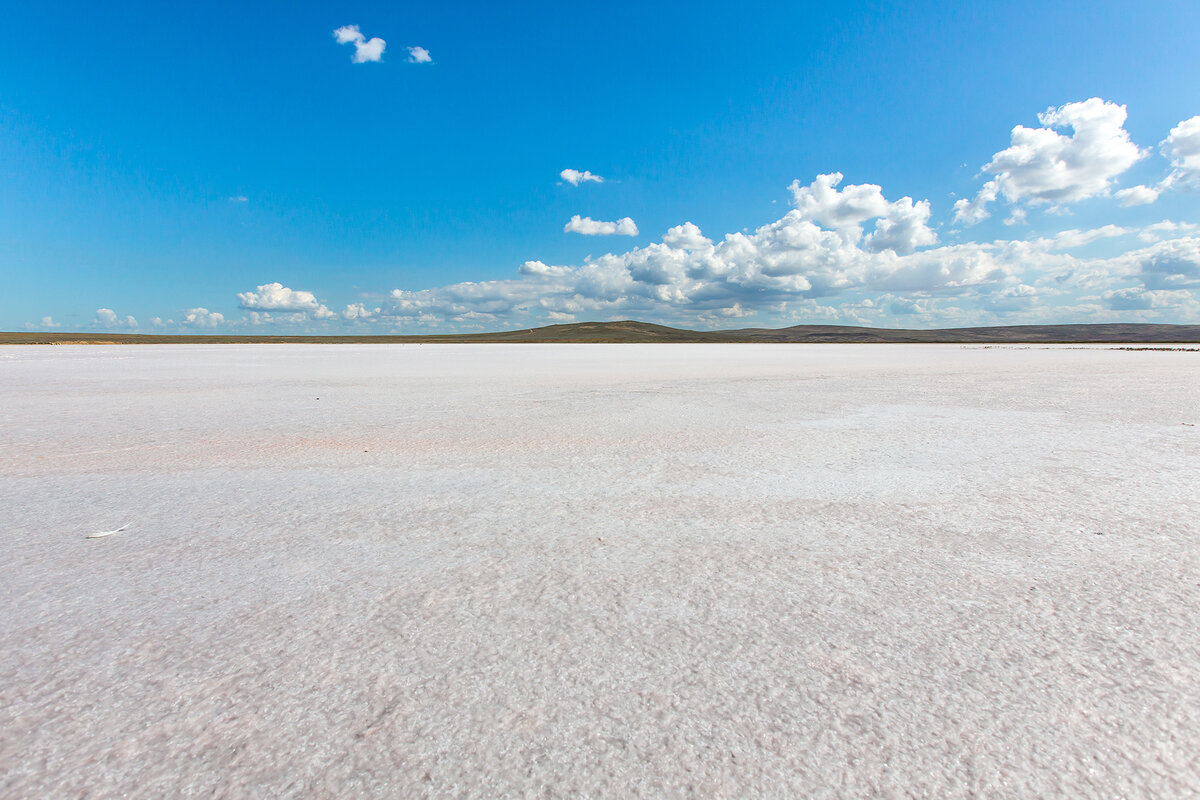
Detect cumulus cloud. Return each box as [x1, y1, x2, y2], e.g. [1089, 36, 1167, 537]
[39, 316, 59, 328]
[953, 181, 998, 225]
[564, 215, 639, 236]
[561, 169, 605, 186]
[1138, 220, 1200, 243]
[790, 173, 890, 232]
[334, 25, 386, 63]
[237, 283, 335, 319]
[94, 308, 138, 329]
[1102, 286, 1195, 310]
[1132, 238, 1200, 289]
[789, 173, 938, 253]
[1115, 185, 1160, 206]
[662, 222, 712, 251]
[406, 46, 432, 63]
[342, 302, 380, 320]
[1162, 115, 1200, 189]
[183, 308, 224, 328]
[958, 98, 1144, 223]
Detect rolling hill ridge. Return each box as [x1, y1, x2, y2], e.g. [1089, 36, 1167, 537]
[3, 320, 1200, 345]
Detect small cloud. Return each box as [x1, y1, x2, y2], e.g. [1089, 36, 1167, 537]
[238, 282, 335, 319]
[564, 215, 638, 236]
[560, 169, 605, 186]
[953, 180, 997, 226]
[1115, 185, 1160, 206]
[25, 315, 60, 330]
[94, 308, 138, 329]
[183, 308, 225, 328]
[342, 302, 380, 320]
[1137, 220, 1200, 243]
[334, 24, 386, 63]
[406, 46, 432, 63]
[1162, 115, 1200, 189]
[228, 195, 248, 203]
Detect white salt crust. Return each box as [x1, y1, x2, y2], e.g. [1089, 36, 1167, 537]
[1, 344, 1198, 798]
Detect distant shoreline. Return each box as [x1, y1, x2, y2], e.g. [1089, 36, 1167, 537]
[4, 320, 1200, 345]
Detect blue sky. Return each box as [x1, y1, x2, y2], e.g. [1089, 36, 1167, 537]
[3, 0, 1200, 332]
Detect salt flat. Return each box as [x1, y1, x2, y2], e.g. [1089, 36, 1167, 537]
[2, 343, 1198, 798]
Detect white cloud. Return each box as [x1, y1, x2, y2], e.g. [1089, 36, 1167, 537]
[183, 308, 224, 328]
[862, 196, 938, 254]
[1131, 237, 1200, 289]
[960, 98, 1144, 220]
[662, 222, 712, 251]
[1043, 225, 1130, 250]
[333, 25, 386, 63]
[406, 46, 432, 63]
[39, 316, 59, 328]
[1115, 185, 1160, 206]
[1102, 286, 1195, 311]
[237, 283, 335, 319]
[953, 180, 998, 225]
[342, 302, 380, 320]
[229, 195, 249, 203]
[564, 215, 639, 236]
[789, 173, 937, 253]
[980, 283, 1043, 313]
[789, 172, 890, 233]
[560, 169, 605, 186]
[333, 25, 362, 44]
[1162, 115, 1200, 189]
[518, 260, 574, 277]
[1138, 220, 1200, 243]
[1004, 208, 1028, 226]
[94, 308, 138, 329]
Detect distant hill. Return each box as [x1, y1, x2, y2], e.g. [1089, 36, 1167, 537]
[3, 320, 1199, 345]
[722, 322, 1200, 343]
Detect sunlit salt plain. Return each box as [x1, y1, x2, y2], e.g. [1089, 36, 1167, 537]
[2, 343, 1199, 798]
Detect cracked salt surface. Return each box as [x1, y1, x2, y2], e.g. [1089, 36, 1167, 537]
[1, 343, 1198, 798]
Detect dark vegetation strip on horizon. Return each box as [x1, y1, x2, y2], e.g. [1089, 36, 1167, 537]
[4, 321, 1200, 345]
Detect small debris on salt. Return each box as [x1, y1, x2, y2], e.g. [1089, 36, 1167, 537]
[87, 524, 129, 539]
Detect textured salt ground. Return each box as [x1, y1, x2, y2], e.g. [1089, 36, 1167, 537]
[1, 344, 1199, 798]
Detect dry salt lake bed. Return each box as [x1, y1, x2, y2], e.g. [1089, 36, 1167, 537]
[2, 343, 1199, 798]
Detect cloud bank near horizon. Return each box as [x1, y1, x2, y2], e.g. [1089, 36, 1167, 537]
[56, 99, 1200, 334]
